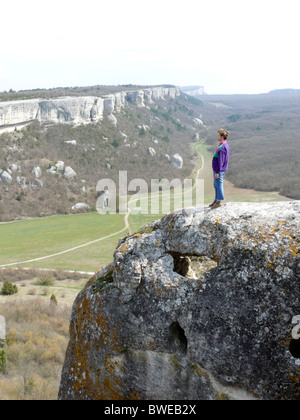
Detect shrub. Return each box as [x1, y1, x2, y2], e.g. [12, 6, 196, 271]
[27, 288, 37, 296]
[139, 127, 146, 136]
[228, 114, 242, 123]
[36, 275, 55, 287]
[1, 281, 18, 296]
[162, 135, 170, 143]
[112, 139, 120, 148]
[50, 294, 58, 306]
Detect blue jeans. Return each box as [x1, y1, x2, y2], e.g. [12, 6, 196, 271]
[213, 171, 226, 201]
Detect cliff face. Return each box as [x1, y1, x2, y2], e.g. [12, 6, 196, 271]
[0, 87, 180, 130]
[59, 202, 300, 400]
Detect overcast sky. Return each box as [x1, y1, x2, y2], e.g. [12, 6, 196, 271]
[0, 0, 299, 94]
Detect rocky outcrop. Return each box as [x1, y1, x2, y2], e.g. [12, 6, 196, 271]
[171, 153, 183, 169]
[8, 163, 21, 173]
[72, 203, 90, 212]
[59, 202, 300, 400]
[181, 86, 206, 96]
[0, 87, 181, 131]
[106, 114, 118, 127]
[193, 118, 204, 127]
[65, 140, 77, 146]
[63, 167, 77, 180]
[55, 161, 65, 172]
[33, 179, 43, 188]
[0, 170, 12, 184]
[147, 147, 156, 157]
[31, 166, 42, 178]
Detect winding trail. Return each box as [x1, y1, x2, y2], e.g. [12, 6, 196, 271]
[0, 143, 205, 269]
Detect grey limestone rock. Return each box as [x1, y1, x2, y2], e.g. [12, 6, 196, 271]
[64, 166, 77, 180]
[171, 154, 183, 169]
[59, 202, 300, 400]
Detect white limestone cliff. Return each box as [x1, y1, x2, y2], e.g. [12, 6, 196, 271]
[0, 87, 181, 132]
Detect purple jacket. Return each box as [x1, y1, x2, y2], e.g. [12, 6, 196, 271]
[212, 142, 230, 173]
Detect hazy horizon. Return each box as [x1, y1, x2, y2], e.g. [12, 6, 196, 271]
[1, 84, 298, 97]
[1, 0, 299, 95]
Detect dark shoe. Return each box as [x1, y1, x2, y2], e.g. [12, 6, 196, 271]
[209, 200, 216, 207]
[211, 202, 223, 209]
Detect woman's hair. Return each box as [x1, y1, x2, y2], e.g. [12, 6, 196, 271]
[218, 129, 230, 140]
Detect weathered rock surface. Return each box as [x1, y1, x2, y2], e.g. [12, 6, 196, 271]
[65, 140, 77, 146]
[127, 90, 145, 107]
[71, 203, 90, 211]
[165, 154, 171, 162]
[8, 163, 21, 173]
[193, 118, 204, 127]
[16, 176, 26, 187]
[33, 179, 43, 188]
[171, 153, 183, 169]
[0, 87, 181, 131]
[106, 114, 118, 127]
[47, 166, 57, 176]
[147, 147, 156, 157]
[31, 166, 42, 178]
[64, 166, 77, 180]
[55, 161, 65, 172]
[0, 170, 13, 184]
[59, 202, 300, 400]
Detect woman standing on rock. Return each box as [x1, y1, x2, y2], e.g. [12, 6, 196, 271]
[210, 129, 230, 209]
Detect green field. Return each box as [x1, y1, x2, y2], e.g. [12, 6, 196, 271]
[0, 213, 128, 273]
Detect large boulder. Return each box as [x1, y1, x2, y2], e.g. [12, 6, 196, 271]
[106, 114, 118, 127]
[8, 163, 21, 173]
[72, 203, 90, 212]
[65, 140, 77, 146]
[55, 161, 65, 172]
[59, 202, 300, 400]
[171, 153, 183, 169]
[31, 166, 42, 178]
[64, 167, 77, 180]
[47, 166, 57, 176]
[193, 118, 204, 127]
[147, 147, 156, 157]
[16, 176, 26, 186]
[0, 170, 12, 184]
[165, 154, 171, 162]
[33, 179, 43, 188]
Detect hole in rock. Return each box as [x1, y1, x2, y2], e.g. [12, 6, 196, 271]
[168, 322, 188, 354]
[172, 255, 217, 279]
[289, 339, 300, 359]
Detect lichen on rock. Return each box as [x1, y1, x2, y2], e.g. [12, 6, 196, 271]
[59, 202, 300, 400]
